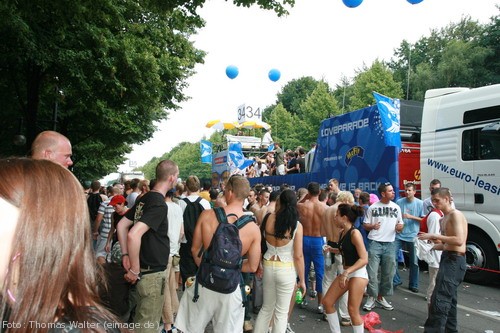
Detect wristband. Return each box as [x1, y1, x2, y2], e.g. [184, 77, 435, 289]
[121, 253, 129, 257]
[129, 268, 140, 276]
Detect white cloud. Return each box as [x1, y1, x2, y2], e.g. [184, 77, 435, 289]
[120, 0, 498, 171]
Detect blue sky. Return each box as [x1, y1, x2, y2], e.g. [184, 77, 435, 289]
[119, 0, 499, 171]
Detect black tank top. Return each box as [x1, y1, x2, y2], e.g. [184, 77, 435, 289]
[339, 227, 359, 267]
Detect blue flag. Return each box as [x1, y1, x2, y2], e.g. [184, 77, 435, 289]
[200, 140, 212, 164]
[373, 92, 401, 149]
[228, 142, 254, 170]
[267, 143, 275, 152]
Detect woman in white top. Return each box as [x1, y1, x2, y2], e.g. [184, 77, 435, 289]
[254, 189, 306, 333]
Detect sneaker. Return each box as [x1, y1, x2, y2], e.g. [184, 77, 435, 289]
[363, 296, 376, 311]
[340, 317, 352, 326]
[409, 287, 419, 293]
[376, 297, 394, 311]
[317, 304, 324, 314]
[243, 320, 253, 332]
[309, 289, 318, 298]
[286, 323, 295, 333]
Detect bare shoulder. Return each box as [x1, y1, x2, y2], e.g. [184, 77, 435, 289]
[198, 208, 216, 222]
[241, 219, 260, 235]
[449, 209, 467, 224]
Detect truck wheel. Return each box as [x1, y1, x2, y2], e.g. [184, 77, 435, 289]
[465, 230, 499, 284]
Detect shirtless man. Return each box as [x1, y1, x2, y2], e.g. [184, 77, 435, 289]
[31, 130, 73, 168]
[418, 188, 468, 333]
[297, 182, 327, 313]
[175, 175, 261, 333]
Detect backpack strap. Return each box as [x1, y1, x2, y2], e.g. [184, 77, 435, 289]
[214, 206, 228, 224]
[235, 214, 255, 229]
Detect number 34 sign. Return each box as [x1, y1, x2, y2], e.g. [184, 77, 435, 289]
[237, 104, 262, 123]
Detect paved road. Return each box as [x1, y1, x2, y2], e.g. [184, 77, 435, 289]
[184, 266, 499, 333]
[282, 267, 500, 333]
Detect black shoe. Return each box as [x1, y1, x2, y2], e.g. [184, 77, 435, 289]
[393, 282, 402, 288]
[409, 287, 419, 293]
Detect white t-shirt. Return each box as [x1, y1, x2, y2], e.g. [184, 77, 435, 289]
[177, 195, 212, 212]
[364, 200, 403, 242]
[166, 201, 183, 256]
[262, 131, 273, 145]
[255, 163, 268, 177]
[426, 210, 443, 268]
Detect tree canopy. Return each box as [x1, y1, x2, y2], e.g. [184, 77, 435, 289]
[0, 0, 294, 182]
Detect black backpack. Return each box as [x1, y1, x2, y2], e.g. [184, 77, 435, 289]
[87, 193, 103, 226]
[179, 197, 205, 279]
[193, 207, 255, 302]
[182, 197, 204, 245]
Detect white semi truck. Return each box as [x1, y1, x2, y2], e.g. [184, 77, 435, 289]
[420, 84, 500, 284]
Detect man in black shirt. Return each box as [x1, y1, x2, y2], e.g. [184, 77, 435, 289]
[117, 160, 179, 333]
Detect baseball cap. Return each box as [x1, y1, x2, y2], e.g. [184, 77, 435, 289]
[108, 195, 126, 207]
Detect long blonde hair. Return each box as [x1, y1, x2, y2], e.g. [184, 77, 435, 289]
[0, 158, 116, 332]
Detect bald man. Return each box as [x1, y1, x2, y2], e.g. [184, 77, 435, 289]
[31, 131, 73, 168]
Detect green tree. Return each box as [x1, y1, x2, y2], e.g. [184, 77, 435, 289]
[267, 103, 301, 151]
[298, 82, 341, 147]
[479, 9, 500, 84]
[0, 0, 294, 182]
[141, 141, 211, 181]
[388, 15, 498, 99]
[349, 60, 403, 110]
[272, 76, 322, 116]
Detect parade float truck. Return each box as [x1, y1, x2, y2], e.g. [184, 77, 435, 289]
[242, 85, 499, 283]
[246, 95, 423, 198]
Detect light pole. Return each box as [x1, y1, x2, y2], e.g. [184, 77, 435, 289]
[406, 43, 412, 100]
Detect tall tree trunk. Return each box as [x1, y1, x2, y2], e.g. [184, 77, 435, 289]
[25, 63, 42, 153]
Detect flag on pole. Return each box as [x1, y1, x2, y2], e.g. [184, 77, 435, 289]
[373, 92, 402, 149]
[228, 142, 254, 170]
[200, 140, 212, 164]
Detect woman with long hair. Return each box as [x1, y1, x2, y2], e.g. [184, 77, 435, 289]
[322, 204, 368, 333]
[0, 158, 120, 332]
[254, 189, 306, 333]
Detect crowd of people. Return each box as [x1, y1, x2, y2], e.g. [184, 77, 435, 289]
[244, 143, 316, 178]
[0, 130, 468, 333]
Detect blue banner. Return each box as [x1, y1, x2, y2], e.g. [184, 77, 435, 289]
[373, 92, 402, 149]
[228, 142, 254, 170]
[309, 105, 400, 194]
[200, 140, 212, 164]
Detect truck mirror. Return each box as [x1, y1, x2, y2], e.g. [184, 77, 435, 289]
[481, 122, 500, 132]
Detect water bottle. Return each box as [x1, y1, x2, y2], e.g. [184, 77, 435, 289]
[295, 288, 303, 304]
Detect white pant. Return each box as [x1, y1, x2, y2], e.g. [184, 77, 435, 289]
[322, 254, 350, 320]
[254, 260, 296, 333]
[175, 280, 244, 333]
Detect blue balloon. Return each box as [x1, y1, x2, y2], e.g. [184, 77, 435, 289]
[407, 0, 424, 4]
[268, 69, 281, 82]
[342, 0, 363, 8]
[225, 65, 239, 79]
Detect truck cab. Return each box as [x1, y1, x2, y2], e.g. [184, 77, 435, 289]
[420, 84, 500, 283]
